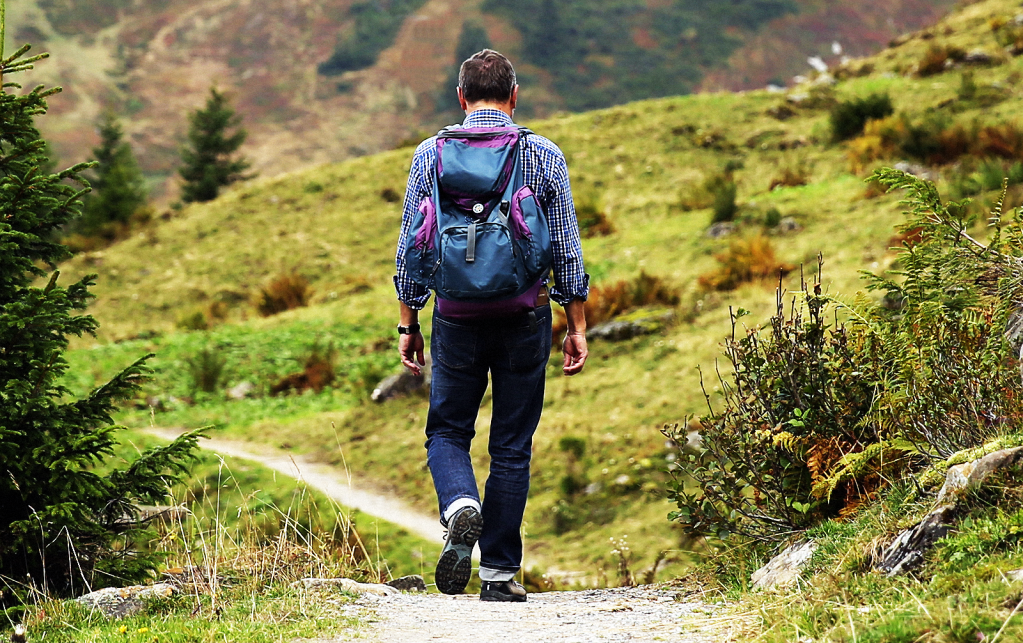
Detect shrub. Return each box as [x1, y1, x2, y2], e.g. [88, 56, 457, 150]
[186, 347, 228, 394]
[0, 44, 202, 603]
[255, 272, 312, 317]
[917, 43, 965, 77]
[849, 114, 1023, 169]
[551, 271, 680, 341]
[991, 16, 1023, 55]
[710, 179, 738, 223]
[768, 164, 809, 191]
[271, 343, 338, 396]
[764, 207, 783, 228]
[379, 187, 401, 203]
[697, 235, 794, 291]
[679, 167, 738, 213]
[575, 201, 615, 238]
[667, 169, 1023, 543]
[830, 93, 894, 142]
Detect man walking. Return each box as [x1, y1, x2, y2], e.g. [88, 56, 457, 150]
[394, 49, 588, 602]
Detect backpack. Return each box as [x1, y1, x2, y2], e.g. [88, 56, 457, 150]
[404, 126, 553, 308]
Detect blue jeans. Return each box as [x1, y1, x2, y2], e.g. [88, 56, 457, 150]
[425, 305, 552, 577]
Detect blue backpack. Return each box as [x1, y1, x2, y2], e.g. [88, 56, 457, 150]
[404, 126, 553, 305]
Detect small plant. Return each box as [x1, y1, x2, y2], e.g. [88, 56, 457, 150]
[991, 15, 1023, 55]
[186, 347, 229, 394]
[379, 187, 401, 203]
[255, 272, 313, 317]
[697, 234, 794, 291]
[830, 92, 894, 142]
[177, 309, 210, 331]
[769, 164, 809, 191]
[609, 537, 634, 587]
[710, 179, 738, 223]
[271, 343, 338, 396]
[764, 207, 783, 228]
[917, 43, 965, 77]
[575, 200, 614, 237]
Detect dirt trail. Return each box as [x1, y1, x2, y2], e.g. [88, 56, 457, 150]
[324, 585, 738, 643]
[145, 428, 444, 545]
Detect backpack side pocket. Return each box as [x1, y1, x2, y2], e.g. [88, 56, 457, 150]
[510, 186, 553, 283]
[404, 197, 439, 287]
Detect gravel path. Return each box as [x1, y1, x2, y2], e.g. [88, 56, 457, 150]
[145, 428, 444, 544]
[319, 585, 740, 643]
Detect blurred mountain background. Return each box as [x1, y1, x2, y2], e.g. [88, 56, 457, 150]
[7, 0, 957, 200]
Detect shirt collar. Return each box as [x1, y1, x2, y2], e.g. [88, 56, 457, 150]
[461, 108, 514, 129]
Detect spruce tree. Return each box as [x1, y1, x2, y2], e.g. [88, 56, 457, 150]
[178, 87, 251, 203]
[438, 21, 492, 114]
[0, 42, 203, 604]
[78, 112, 148, 239]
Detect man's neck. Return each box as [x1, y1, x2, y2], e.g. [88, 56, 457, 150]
[465, 102, 514, 118]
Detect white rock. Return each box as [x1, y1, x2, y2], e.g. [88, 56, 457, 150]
[751, 540, 816, 590]
[227, 381, 255, 400]
[936, 447, 1023, 504]
[293, 577, 398, 596]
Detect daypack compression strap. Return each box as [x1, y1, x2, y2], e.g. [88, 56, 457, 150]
[466, 222, 477, 263]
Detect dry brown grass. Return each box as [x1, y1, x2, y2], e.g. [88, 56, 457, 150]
[697, 235, 794, 291]
[255, 272, 313, 317]
[551, 271, 680, 341]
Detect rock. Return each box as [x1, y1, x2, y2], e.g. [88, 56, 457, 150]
[385, 575, 427, 592]
[751, 540, 816, 590]
[963, 49, 994, 65]
[76, 583, 177, 618]
[293, 577, 398, 596]
[11, 625, 26, 643]
[227, 381, 256, 400]
[893, 162, 937, 182]
[777, 217, 802, 234]
[372, 355, 431, 403]
[587, 311, 674, 342]
[936, 447, 1023, 504]
[876, 504, 957, 576]
[1006, 569, 1023, 582]
[705, 222, 734, 238]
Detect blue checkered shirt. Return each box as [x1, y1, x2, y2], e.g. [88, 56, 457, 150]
[393, 109, 589, 309]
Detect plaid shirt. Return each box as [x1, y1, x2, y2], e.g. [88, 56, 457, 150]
[393, 109, 589, 309]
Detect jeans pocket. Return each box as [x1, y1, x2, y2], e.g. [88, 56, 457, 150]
[432, 317, 478, 370]
[505, 311, 552, 372]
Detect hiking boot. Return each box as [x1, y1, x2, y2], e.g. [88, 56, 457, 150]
[435, 507, 483, 595]
[480, 579, 527, 602]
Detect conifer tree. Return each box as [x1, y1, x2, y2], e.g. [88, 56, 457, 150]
[78, 112, 148, 238]
[178, 87, 251, 203]
[0, 41, 203, 604]
[438, 21, 492, 114]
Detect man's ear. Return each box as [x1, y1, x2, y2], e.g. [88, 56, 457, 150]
[510, 85, 519, 112]
[457, 87, 469, 113]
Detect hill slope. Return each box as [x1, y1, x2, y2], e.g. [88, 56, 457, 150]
[57, 0, 1023, 579]
[8, 0, 957, 200]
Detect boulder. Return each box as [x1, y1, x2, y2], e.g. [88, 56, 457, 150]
[372, 355, 431, 403]
[751, 540, 816, 590]
[777, 217, 802, 234]
[588, 311, 674, 342]
[876, 504, 957, 576]
[385, 575, 427, 592]
[293, 577, 398, 596]
[227, 381, 256, 400]
[76, 583, 177, 618]
[936, 447, 1023, 504]
[706, 222, 735, 238]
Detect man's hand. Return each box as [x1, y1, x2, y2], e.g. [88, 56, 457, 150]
[562, 331, 587, 376]
[399, 331, 426, 376]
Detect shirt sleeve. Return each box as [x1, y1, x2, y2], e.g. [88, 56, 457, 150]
[541, 149, 589, 305]
[393, 142, 434, 310]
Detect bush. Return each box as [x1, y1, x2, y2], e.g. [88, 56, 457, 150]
[255, 273, 313, 317]
[186, 347, 228, 394]
[551, 271, 680, 341]
[667, 169, 1023, 543]
[992, 15, 1023, 55]
[710, 179, 738, 223]
[849, 114, 1023, 169]
[697, 235, 794, 291]
[830, 93, 894, 142]
[917, 43, 965, 77]
[575, 201, 615, 237]
[272, 343, 338, 396]
[768, 164, 809, 191]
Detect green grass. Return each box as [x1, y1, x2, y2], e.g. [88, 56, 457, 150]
[53, 0, 1023, 585]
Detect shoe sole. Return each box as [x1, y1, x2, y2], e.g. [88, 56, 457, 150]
[435, 509, 483, 595]
[480, 590, 527, 602]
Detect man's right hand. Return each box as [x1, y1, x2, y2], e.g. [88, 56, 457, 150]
[399, 331, 426, 376]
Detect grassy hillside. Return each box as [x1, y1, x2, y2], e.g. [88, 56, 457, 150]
[58, 0, 1023, 582]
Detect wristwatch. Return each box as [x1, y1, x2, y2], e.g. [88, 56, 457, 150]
[397, 323, 421, 335]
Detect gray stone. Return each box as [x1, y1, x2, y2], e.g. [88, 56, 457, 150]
[293, 577, 398, 596]
[777, 217, 802, 234]
[936, 447, 1023, 504]
[876, 504, 957, 576]
[588, 312, 674, 342]
[751, 540, 816, 590]
[227, 381, 256, 400]
[76, 583, 177, 618]
[893, 162, 937, 182]
[706, 222, 735, 238]
[1006, 569, 1023, 582]
[385, 575, 427, 592]
[372, 355, 431, 403]
[963, 49, 994, 65]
